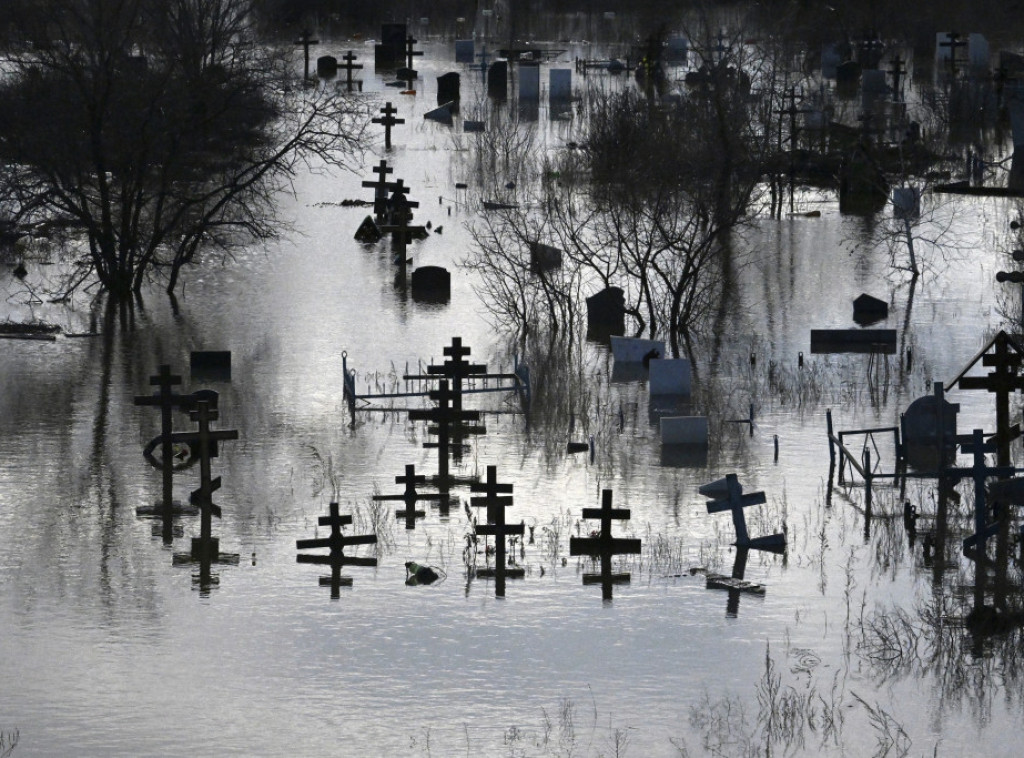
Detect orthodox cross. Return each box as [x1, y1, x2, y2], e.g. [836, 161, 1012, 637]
[133, 364, 190, 525]
[569, 489, 642, 600]
[361, 160, 395, 222]
[404, 34, 424, 71]
[702, 474, 785, 550]
[340, 50, 363, 92]
[939, 32, 966, 76]
[296, 502, 378, 597]
[372, 464, 447, 529]
[471, 466, 524, 597]
[409, 380, 480, 483]
[373, 101, 405, 150]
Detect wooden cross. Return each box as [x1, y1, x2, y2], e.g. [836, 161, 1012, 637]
[404, 34, 424, 71]
[569, 489, 642, 600]
[133, 364, 189, 527]
[361, 160, 395, 222]
[470, 464, 513, 523]
[946, 429, 1014, 557]
[888, 55, 906, 101]
[472, 466, 524, 597]
[428, 337, 488, 412]
[296, 502, 378, 597]
[409, 380, 480, 482]
[939, 32, 966, 76]
[340, 50, 363, 92]
[955, 332, 1024, 467]
[178, 399, 238, 560]
[372, 464, 447, 529]
[378, 184, 424, 284]
[372, 101, 405, 149]
[295, 29, 320, 80]
[703, 474, 785, 550]
[475, 47, 491, 80]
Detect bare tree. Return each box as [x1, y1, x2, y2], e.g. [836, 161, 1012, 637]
[0, 0, 370, 301]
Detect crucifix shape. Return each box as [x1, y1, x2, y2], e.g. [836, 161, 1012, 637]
[372, 101, 405, 150]
[569, 489, 642, 601]
[475, 47, 491, 80]
[361, 160, 395, 222]
[404, 34, 424, 70]
[888, 55, 906, 101]
[470, 464, 513, 523]
[410, 380, 480, 483]
[427, 337, 488, 411]
[296, 502, 378, 597]
[702, 474, 785, 551]
[295, 30, 320, 80]
[472, 467, 524, 597]
[953, 331, 1024, 467]
[946, 429, 1014, 557]
[179, 399, 238, 560]
[340, 50, 363, 92]
[377, 187, 424, 284]
[939, 32, 966, 76]
[134, 364, 191, 532]
[372, 464, 447, 529]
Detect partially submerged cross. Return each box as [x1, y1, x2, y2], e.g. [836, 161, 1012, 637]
[295, 29, 320, 80]
[404, 34, 424, 70]
[569, 489, 641, 600]
[409, 379, 480, 483]
[181, 399, 238, 561]
[340, 50, 363, 91]
[939, 31, 966, 76]
[471, 465, 524, 597]
[133, 364, 188, 525]
[372, 464, 447, 529]
[296, 502, 378, 597]
[702, 474, 785, 551]
[361, 159, 395, 222]
[373, 101, 405, 150]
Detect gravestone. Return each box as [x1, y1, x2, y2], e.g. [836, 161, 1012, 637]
[519, 62, 540, 101]
[661, 416, 708, 445]
[354, 216, 382, 243]
[463, 120, 485, 133]
[852, 293, 888, 325]
[437, 72, 461, 106]
[529, 241, 562, 271]
[569, 489, 642, 601]
[810, 329, 896, 354]
[610, 336, 664, 362]
[969, 33, 990, 72]
[410, 266, 451, 303]
[821, 43, 842, 79]
[317, 55, 337, 78]
[586, 287, 625, 337]
[375, 23, 407, 68]
[455, 40, 474, 63]
[424, 103, 454, 125]
[190, 351, 231, 382]
[549, 69, 571, 102]
[396, 67, 418, 81]
[892, 186, 921, 219]
[488, 60, 508, 99]
[861, 69, 888, 96]
[665, 37, 688, 63]
[901, 382, 959, 469]
[649, 359, 692, 396]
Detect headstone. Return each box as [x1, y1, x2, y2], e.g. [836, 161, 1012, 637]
[377, 23, 407, 68]
[455, 40, 474, 64]
[852, 293, 888, 325]
[892, 186, 921, 219]
[396, 67, 418, 81]
[649, 359, 692, 396]
[821, 43, 842, 79]
[410, 266, 451, 303]
[969, 33, 990, 71]
[519, 62, 540, 101]
[661, 416, 708, 445]
[861, 69, 887, 96]
[1009, 96, 1024, 151]
[901, 383, 959, 468]
[437, 72, 461, 106]
[810, 329, 897, 354]
[835, 60, 860, 85]
[529, 241, 562, 271]
[190, 351, 231, 382]
[549, 69, 571, 102]
[488, 60, 508, 99]
[665, 37, 688, 64]
[610, 336, 664, 362]
[463, 120, 485, 132]
[586, 287, 625, 337]
[317, 55, 338, 78]
[424, 103, 454, 125]
[354, 215, 382, 243]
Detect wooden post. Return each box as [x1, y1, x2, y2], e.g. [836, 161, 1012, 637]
[569, 489, 642, 600]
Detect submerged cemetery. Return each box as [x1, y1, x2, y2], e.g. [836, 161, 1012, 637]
[3, 1, 1024, 755]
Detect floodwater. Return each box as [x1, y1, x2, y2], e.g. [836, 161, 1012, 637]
[1, 35, 1022, 757]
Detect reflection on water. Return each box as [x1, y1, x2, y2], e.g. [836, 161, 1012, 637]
[1, 38, 1023, 758]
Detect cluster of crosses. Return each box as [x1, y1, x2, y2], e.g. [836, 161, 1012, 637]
[299, 337, 645, 599]
[134, 364, 239, 594]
